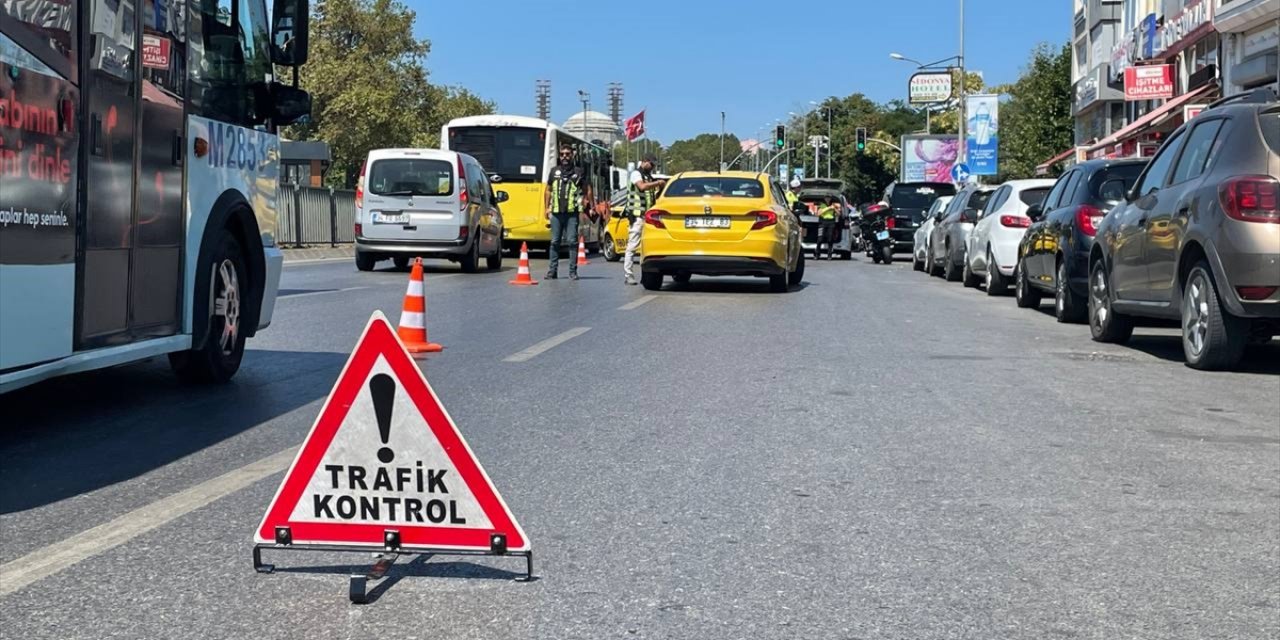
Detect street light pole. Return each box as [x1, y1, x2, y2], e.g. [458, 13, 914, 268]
[577, 91, 590, 140]
[719, 111, 726, 170]
[958, 0, 966, 166]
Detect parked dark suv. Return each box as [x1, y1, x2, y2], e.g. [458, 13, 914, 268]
[1089, 89, 1280, 370]
[1015, 158, 1147, 322]
[882, 181, 955, 253]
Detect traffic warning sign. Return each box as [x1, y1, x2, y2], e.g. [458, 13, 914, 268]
[254, 311, 528, 552]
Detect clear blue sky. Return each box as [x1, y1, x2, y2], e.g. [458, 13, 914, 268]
[413, 0, 1071, 142]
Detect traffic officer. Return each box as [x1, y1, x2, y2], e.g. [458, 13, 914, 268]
[544, 144, 591, 280]
[785, 179, 800, 208]
[623, 154, 666, 286]
[815, 196, 840, 260]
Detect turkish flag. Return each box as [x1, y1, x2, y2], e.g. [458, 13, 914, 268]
[624, 110, 645, 141]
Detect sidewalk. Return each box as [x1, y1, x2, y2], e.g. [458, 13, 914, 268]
[281, 245, 355, 263]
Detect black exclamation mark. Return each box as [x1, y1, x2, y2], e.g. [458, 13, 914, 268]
[370, 374, 396, 464]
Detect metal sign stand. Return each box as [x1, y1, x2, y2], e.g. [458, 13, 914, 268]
[254, 527, 534, 603]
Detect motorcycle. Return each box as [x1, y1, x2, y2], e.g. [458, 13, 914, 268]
[859, 204, 895, 264]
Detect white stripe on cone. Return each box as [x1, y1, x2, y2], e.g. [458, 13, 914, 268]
[406, 280, 424, 297]
[399, 311, 425, 329]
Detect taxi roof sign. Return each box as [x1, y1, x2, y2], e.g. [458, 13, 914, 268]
[254, 311, 528, 552]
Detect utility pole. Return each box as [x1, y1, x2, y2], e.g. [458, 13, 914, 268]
[720, 111, 726, 170]
[958, 0, 966, 166]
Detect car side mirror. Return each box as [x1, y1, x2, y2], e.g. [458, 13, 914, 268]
[270, 82, 311, 125]
[270, 0, 310, 67]
[495, 190, 509, 204]
[489, 174, 503, 183]
[1026, 204, 1043, 221]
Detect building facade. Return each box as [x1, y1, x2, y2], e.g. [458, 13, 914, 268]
[1073, 0, 1127, 146]
[1215, 0, 1279, 96]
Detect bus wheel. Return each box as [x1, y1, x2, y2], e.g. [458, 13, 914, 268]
[170, 232, 248, 384]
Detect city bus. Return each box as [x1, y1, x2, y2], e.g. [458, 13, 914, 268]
[440, 115, 612, 254]
[0, 0, 312, 393]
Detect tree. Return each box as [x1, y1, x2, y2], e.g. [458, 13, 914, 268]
[663, 133, 741, 173]
[283, 0, 494, 186]
[611, 139, 667, 170]
[996, 43, 1073, 180]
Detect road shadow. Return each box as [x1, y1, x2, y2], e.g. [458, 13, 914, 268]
[1121, 334, 1280, 375]
[271, 553, 535, 603]
[662, 279, 810, 295]
[0, 349, 349, 514]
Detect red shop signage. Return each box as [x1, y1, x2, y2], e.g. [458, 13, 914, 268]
[1124, 65, 1174, 101]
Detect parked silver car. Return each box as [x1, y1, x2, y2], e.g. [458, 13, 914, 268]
[913, 195, 953, 271]
[927, 185, 995, 281]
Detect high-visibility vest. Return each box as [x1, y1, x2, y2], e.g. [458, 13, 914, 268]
[785, 191, 798, 206]
[626, 172, 657, 216]
[818, 204, 839, 220]
[550, 169, 582, 214]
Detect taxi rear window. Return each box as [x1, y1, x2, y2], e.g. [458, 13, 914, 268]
[664, 177, 765, 198]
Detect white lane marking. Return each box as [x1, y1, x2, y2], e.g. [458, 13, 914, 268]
[502, 327, 592, 363]
[283, 257, 354, 266]
[618, 295, 657, 311]
[280, 286, 369, 300]
[0, 448, 296, 597]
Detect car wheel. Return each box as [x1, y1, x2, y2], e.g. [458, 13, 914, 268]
[392, 256, 410, 270]
[169, 232, 247, 384]
[640, 271, 663, 291]
[841, 251, 853, 261]
[944, 246, 961, 281]
[928, 245, 944, 277]
[1014, 259, 1042, 308]
[1055, 260, 1085, 323]
[672, 272, 692, 284]
[985, 249, 1007, 296]
[486, 236, 503, 271]
[460, 234, 480, 273]
[789, 251, 806, 286]
[1182, 261, 1247, 370]
[962, 254, 980, 288]
[602, 233, 621, 262]
[913, 250, 924, 271]
[355, 251, 377, 272]
[1089, 260, 1133, 344]
[769, 271, 789, 292]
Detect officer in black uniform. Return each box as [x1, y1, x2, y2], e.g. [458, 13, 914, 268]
[543, 144, 592, 280]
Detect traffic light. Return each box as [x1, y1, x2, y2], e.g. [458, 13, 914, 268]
[856, 127, 867, 152]
[775, 125, 786, 149]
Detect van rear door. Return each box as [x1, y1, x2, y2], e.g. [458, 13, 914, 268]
[361, 156, 462, 242]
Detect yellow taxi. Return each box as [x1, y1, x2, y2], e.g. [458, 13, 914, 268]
[638, 171, 804, 292]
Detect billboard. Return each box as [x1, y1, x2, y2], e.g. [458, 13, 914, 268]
[900, 135, 960, 183]
[965, 95, 998, 176]
[908, 72, 953, 104]
[1125, 65, 1174, 100]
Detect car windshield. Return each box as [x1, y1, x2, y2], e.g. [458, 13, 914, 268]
[367, 159, 453, 196]
[890, 184, 954, 210]
[1019, 187, 1051, 206]
[664, 177, 765, 198]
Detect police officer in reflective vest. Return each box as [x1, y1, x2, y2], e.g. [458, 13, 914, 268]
[544, 144, 591, 280]
[623, 154, 666, 285]
[816, 196, 840, 260]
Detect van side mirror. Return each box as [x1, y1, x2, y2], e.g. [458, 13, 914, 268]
[495, 190, 509, 204]
[271, 0, 310, 67]
[271, 82, 311, 125]
[1026, 203, 1043, 221]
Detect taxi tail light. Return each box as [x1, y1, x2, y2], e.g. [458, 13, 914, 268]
[1076, 204, 1103, 236]
[644, 209, 667, 229]
[751, 210, 778, 230]
[1220, 176, 1280, 224]
[457, 157, 469, 210]
[1001, 215, 1031, 228]
[355, 163, 366, 210]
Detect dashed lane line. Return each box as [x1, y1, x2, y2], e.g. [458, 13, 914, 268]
[502, 327, 592, 363]
[618, 295, 657, 310]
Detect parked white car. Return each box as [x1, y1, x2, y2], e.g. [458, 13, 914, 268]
[962, 179, 1055, 294]
[912, 195, 953, 271]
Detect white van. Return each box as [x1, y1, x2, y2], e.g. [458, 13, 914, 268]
[354, 149, 507, 272]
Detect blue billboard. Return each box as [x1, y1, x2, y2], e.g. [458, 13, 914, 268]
[965, 95, 999, 176]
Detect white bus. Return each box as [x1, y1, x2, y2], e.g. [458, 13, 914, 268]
[0, 0, 312, 393]
[440, 114, 613, 253]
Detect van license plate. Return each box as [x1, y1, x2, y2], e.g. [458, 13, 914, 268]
[685, 217, 731, 229]
[372, 212, 408, 224]
[875, 230, 890, 241]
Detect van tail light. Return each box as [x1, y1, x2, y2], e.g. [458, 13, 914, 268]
[1076, 204, 1104, 236]
[643, 209, 667, 229]
[1237, 286, 1277, 300]
[885, 216, 896, 230]
[354, 223, 363, 237]
[458, 225, 469, 240]
[457, 156, 469, 210]
[751, 210, 778, 230]
[1000, 215, 1031, 228]
[1220, 176, 1280, 224]
[355, 164, 366, 210]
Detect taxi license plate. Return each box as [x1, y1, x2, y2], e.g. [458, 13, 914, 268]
[685, 216, 731, 229]
[372, 212, 408, 224]
[875, 230, 890, 241]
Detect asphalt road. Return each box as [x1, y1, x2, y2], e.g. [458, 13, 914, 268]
[2, 251, 1278, 640]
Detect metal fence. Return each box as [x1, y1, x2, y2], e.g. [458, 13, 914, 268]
[275, 183, 357, 247]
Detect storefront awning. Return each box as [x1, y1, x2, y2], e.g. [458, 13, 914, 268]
[1086, 84, 1217, 153]
[1035, 147, 1078, 175]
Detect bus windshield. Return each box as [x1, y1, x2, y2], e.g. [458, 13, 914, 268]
[447, 127, 545, 183]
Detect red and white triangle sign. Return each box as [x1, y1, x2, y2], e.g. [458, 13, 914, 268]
[254, 311, 528, 552]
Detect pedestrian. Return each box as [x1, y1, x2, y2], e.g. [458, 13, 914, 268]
[623, 154, 666, 286]
[544, 144, 591, 280]
[785, 179, 801, 208]
[815, 195, 840, 260]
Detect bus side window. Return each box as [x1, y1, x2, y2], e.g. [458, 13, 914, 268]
[189, 0, 272, 128]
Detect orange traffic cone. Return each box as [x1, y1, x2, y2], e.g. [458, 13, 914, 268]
[509, 242, 539, 286]
[397, 258, 442, 353]
[576, 235, 589, 266]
